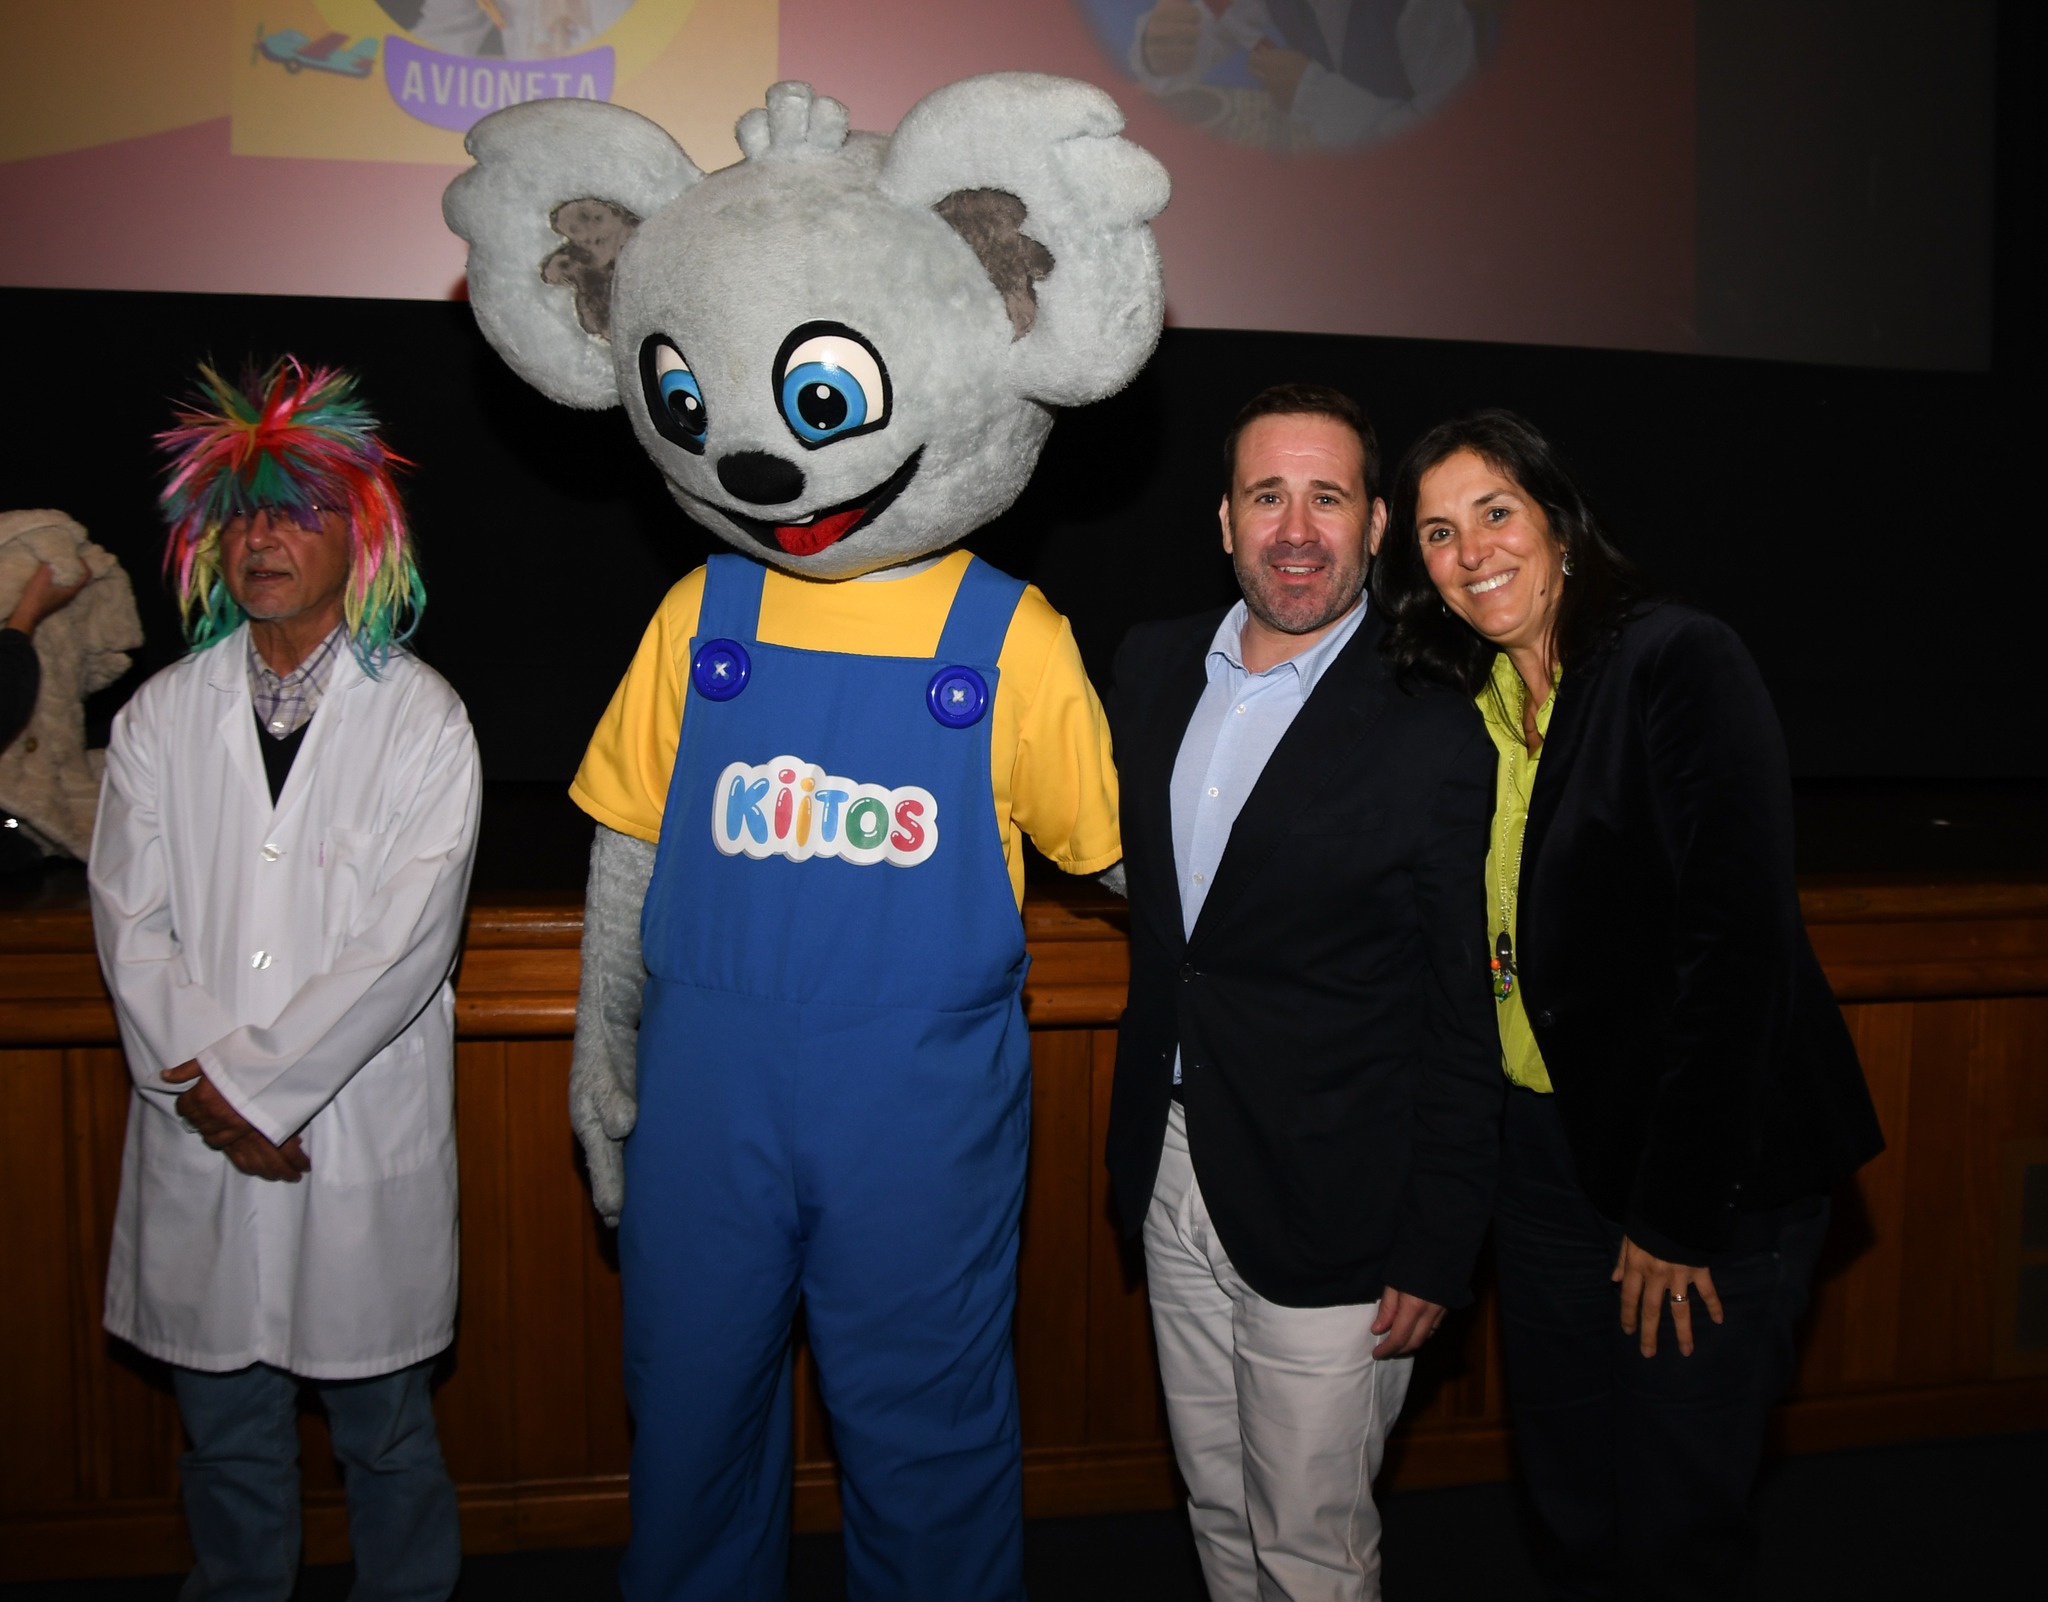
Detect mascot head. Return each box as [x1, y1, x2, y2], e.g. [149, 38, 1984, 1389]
[445, 74, 1169, 580]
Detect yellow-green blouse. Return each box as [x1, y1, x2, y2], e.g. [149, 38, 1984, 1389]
[1478, 652, 1560, 1093]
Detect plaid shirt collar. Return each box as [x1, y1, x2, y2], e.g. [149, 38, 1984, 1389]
[247, 626, 346, 741]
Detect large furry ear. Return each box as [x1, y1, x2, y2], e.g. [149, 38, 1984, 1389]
[880, 73, 1169, 408]
[445, 99, 703, 410]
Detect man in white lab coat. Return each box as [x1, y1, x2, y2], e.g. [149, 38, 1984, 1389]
[89, 359, 480, 1602]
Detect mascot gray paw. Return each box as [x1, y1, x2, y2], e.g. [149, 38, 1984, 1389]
[569, 823, 656, 1224]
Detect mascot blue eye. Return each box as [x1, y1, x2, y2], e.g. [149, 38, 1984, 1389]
[639, 336, 709, 454]
[771, 324, 891, 449]
[782, 364, 865, 439]
[661, 369, 705, 427]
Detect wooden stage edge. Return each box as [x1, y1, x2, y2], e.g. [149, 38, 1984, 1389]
[4, 872, 2048, 1579]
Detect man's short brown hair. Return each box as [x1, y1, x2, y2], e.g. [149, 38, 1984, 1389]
[1221, 384, 1380, 502]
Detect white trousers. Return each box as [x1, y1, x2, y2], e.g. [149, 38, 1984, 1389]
[1145, 1102, 1413, 1602]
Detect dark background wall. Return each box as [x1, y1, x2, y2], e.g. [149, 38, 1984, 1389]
[0, 286, 2030, 783]
[1695, 0, 1996, 371]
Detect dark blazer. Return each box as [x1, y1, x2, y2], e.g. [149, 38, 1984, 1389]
[1105, 605, 1503, 1309]
[1517, 604, 1884, 1259]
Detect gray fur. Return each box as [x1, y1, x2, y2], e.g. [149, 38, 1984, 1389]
[568, 824, 655, 1226]
[444, 98, 702, 409]
[447, 73, 1168, 578]
[877, 74, 1169, 410]
[735, 78, 851, 162]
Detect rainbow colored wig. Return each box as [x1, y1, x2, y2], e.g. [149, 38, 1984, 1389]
[158, 357, 424, 671]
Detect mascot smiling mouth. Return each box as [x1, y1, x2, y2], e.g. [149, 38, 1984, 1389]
[711, 449, 924, 558]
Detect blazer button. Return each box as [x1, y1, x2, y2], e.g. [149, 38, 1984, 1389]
[1179, 963, 1194, 982]
[1535, 1009, 1554, 1028]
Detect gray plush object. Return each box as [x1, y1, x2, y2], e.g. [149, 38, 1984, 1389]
[446, 74, 1167, 1216]
[0, 511, 144, 859]
[445, 73, 1169, 580]
[569, 824, 656, 1226]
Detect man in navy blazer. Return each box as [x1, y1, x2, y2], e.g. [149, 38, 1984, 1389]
[1105, 385, 1502, 1601]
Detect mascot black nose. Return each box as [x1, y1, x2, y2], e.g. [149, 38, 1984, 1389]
[716, 451, 806, 505]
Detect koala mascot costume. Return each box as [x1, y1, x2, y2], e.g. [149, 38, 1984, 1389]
[446, 75, 1167, 1600]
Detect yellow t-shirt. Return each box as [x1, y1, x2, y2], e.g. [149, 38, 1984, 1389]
[1478, 651, 1560, 1093]
[569, 551, 1122, 910]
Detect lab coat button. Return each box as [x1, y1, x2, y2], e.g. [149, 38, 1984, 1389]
[251, 950, 272, 970]
[260, 844, 281, 862]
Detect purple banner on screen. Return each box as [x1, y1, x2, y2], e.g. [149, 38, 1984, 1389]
[384, 37, 616, 133]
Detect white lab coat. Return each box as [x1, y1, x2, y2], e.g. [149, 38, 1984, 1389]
[90, 628, 480, 1379]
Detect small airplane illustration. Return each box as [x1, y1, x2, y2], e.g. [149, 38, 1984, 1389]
[252, 25, 379, 78]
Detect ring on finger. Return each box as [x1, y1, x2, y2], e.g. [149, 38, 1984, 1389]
[1670, 1291, 1688, 1305]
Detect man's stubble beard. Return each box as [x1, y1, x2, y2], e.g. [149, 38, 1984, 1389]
[1232, 543, 1366, 640]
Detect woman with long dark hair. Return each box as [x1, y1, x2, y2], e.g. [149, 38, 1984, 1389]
[1373, 410, 1883, 1599]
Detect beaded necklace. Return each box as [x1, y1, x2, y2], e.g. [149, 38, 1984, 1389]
[1492, 734, 1528, 1003]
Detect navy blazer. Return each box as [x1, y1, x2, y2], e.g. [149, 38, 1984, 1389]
[1515, 604, 1884, 1257]
[1104, 605, 1503, 1309]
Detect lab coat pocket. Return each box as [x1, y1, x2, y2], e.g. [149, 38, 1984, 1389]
[320, 826, 385, 943]
[306, 1030, 448, 1188]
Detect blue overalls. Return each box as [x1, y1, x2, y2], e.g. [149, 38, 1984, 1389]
[619, 555, 1032, 1602]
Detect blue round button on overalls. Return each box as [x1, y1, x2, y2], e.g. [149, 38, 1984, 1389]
[691, 639, 752, 702]
[926, 665, 989, 728]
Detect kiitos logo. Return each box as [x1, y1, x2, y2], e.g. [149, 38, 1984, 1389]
[713, 757, 938, 868]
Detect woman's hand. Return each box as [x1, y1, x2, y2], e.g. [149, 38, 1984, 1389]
[6, 562, 86, 637]
[1613, 1235, 1722, 1357]
[1370, 1286, 1447, 1358]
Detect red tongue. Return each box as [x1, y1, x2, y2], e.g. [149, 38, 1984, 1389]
[774, 505, 866, 556]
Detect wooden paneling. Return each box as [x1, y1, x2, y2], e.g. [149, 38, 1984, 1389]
[1016, 1027, 1098, 1448]
[1992, 1137, 2048, 1380]
[6, 877, 2048, 1579]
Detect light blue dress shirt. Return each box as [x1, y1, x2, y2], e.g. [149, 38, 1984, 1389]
[1167, 596, 1368, 1083]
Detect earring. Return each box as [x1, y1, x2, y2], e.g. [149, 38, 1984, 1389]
[1561, 552, 1576, 577]
[1440, 600, 1450, 616]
